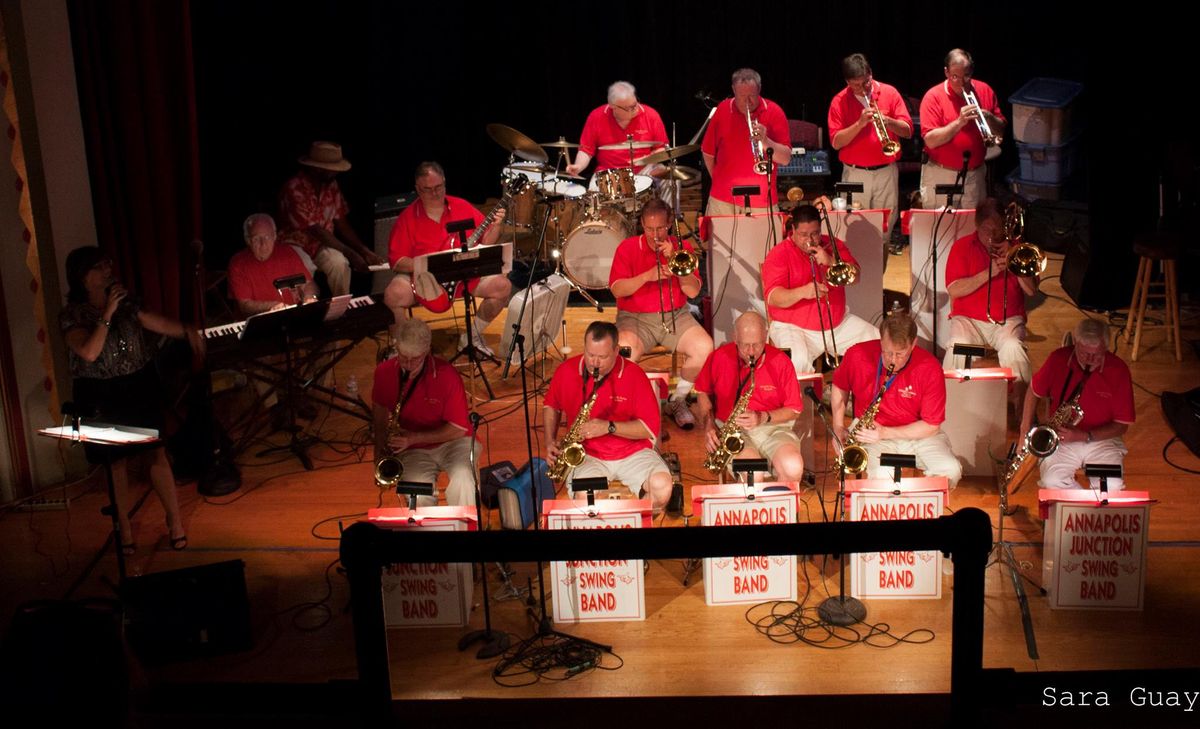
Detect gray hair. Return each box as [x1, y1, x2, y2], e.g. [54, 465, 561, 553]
[945, 48, 974, 72]
[607, 81, 636, 104]
[731, 68, 762, 89]
[414, 161, 446, 182]
[395, 318, 433, 357]
[1074, 318, 1108, 346]
[243, 213, 276, 241]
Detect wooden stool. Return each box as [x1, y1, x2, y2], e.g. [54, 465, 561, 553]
[1121, 231, 1182, 361]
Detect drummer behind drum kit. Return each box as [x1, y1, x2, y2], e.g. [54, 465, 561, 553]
[485, 123, 700, 306]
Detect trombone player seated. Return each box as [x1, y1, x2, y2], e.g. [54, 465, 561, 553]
[544, 322, 673, 514]
[943, 198, 1042, 408]
[371, 318, 479, 507]
[609, 197, 713, 429]
[694, 312, 805, 482]
[763, 202, 879, 374]
[831, 313, 962, 488]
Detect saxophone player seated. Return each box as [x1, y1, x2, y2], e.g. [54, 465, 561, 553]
[1019, 319, 1134, 492]
[544, 321, 673, 513]
[371, 318, 479, 507]
[830, 313, 962, 488]
[694, 312, 806, 482]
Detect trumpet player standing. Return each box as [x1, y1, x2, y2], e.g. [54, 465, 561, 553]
[831, 313, 962, 487]
[827, 54, 912, 239]
[609, 198, 713, 429]
[371, 318, 478, 507]
[695, 312, 806, 481]
[701, 67, 792, 215]
[763, 204, 879, 374]
[943, 199, 1038, 403]
[544, 322, 672, 513]
[919, 49, 1007, 210]
[1019, 319, 1134, 492]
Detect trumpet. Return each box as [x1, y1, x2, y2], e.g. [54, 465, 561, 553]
[985, 202, 1046, 324]
[963, 82, 1000, 147]
[745, 102, 770, 175]
[864, 83, 900, 157]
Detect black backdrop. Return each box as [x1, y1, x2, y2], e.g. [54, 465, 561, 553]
[191, 0, 1189, 305]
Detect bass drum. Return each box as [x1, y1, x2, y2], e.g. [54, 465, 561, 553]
[560, 209, 632, 290]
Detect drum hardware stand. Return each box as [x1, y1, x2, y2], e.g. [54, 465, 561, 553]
[443, 220, 501, 400]
[503, 198, 565, 379]
[988, 451, 1044, 660]
[459, 411, 512, 659]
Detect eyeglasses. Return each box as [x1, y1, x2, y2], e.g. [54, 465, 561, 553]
[417, 184, 446, 194]
[611, 102, 639, 114]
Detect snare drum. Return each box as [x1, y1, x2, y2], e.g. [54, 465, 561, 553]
[538, 179, 587, 241]
[560, 208, 633, 290]
[592, 168, 636, 203]
[502, 165, 553, 228]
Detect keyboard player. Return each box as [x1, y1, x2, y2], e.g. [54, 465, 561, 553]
[228, 213, 319, 316]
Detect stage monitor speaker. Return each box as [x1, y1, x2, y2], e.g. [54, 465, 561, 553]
[123, 559, 253, 665]
[1060, 225, 1135, 312]
[1024, 199, 1088, 254]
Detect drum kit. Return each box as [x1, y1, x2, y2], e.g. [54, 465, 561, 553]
[485, 123, 699, 305]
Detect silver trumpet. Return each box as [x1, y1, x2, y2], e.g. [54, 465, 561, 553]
[963, 82, 1000, 147]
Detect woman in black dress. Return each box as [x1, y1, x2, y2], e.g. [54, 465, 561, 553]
[59, 246, 203, 553]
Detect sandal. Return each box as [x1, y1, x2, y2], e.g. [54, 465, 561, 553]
[170, 534, 188, 551]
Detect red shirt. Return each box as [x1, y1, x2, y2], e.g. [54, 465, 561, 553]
[608, 234, 695, 313]
[545, 355, 661, 460]
[694, 343, 804, 421]
[701, 97, 790, 206]
[387, 195, 486, 265]
[227, 244, 312, 306]
[277, 172, 350, 257]
[579, 104, 668, 172]
[919, 79, 1006, 170]
[945, 232, 1027, 321]
[1030, 347, 1135, 431]
[762, 236, 857, 329]
[827, 80, 912, 168]
[833, 340, 946, 427]
[372, 355, 473, 450]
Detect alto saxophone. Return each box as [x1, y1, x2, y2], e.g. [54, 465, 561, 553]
[1001, 371, 1090, 491]
[839, 364, 895, 475]
[703, 358, 756, 474]
[548, 370, 604, 484]
[374, 388, 407, 487]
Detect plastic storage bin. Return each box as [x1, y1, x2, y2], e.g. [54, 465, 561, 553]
[1009, 77, 1083, 145]
[1016, 133, 1081, 183]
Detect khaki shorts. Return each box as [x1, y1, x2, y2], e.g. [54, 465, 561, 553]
[616, 306, 700, 353]
[716, 421, 802, 464]
[568, 448, 670, 496]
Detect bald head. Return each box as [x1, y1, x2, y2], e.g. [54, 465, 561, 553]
[734, 312, 767, 363]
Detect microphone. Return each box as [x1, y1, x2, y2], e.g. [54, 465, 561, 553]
[959, 150, 971, 177]
[694, 89, 716, 105]
[803, 386, 824, 414]
[469, 412, 482, 428]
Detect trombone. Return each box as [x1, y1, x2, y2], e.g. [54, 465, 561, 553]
[985, 203, 1046, 325]
[745, 102, 771, 175]
[864, 82, 901, 157]
[652, 231, 699, 335]
[805, 248, 842, 371]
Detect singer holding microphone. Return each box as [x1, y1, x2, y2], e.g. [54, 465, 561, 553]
[694, 312, 805, 481]
[59, 246, 203, 553]
[918, 49, 1006, 210]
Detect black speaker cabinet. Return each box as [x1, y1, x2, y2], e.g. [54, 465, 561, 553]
[1060, 226, 1136, 312]
[123, 559, 253, 664]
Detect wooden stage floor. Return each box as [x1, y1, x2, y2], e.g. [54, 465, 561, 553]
[2, 247, 1199, 723]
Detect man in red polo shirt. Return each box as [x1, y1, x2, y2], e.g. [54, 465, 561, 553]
[919, 49, 1007, 210]
[701, 68, 792, 215]
[764, 203, 879, 374]
[544, 321, 672, 513]
[828, 53, 912, 239]
[565, 80, 669, 178]
[1020, 319, 1134, 492]
[372, 318, 478, 507]
[277, 141, 384, 296]
[695, 312, 805, 481]
[944, 199, 1038, 404]
[384, 161, 511, 354]
[609, 198, 713, 429]
[831, 313, 962, 487]
[228, 213, 317, 317]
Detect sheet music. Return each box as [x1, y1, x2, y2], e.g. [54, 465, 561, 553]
[38, 424, 159, 444]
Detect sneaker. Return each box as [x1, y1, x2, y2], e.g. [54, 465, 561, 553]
[667, 397, 695, 430]
[459, 330, 494, 358]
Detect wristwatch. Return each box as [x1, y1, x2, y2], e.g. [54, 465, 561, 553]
[607, 420, 616, 435]
[1085, 431, 1093, 443]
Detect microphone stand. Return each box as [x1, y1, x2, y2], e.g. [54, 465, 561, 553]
[805, 387, 867, 625]
[458, 411, 511, 658]
[502, 194, 563, 380]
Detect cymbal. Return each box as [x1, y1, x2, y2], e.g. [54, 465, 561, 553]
[634, 143, 700, 166]
[597, 139, 662, 151]
[486, 123, 548, 163]
[540, 138, 579, 149]
[507, 161, 554, 174]
[659, 165, 700, 182]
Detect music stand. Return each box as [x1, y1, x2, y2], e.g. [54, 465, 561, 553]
[244, 301, 330, 469]
[420, 239, 511, 400]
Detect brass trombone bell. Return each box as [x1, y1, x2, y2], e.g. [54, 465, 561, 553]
[1006, 242, 1047, 277]
[668, 249, 699, 277]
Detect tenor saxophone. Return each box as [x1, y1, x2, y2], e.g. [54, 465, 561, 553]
[703, 358, 756, 474]
[839, 364, 895, 475]
[548, 370, 604, 484]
